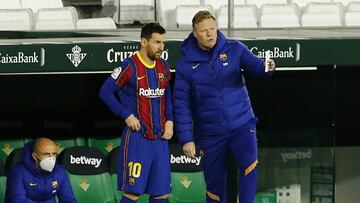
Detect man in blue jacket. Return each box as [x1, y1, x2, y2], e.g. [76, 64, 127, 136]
[173, 11, 276, 203]
[5, 137, 77, 203]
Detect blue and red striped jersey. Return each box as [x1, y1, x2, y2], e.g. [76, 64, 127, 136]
[99, 52, 173, 139]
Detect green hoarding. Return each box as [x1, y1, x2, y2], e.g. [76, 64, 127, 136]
[0, 38, 359, 74]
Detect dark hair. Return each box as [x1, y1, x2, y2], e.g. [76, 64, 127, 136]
[140, 23, 166, 40]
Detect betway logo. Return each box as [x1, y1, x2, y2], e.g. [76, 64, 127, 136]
[0, 49, 45, 66]
[70, 155, 102, 168]
[250, 43, 301, 61]
[139, 88, 165, 98]
[170, 154, 201, 166]
[280, 149, 312, 162]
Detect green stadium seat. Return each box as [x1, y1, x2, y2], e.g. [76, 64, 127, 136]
[0, 158, 6, 203]
[255, 191, 277, 203]
[107, 147, 149, 203]
[4, 148, 23, 175]
[53, 137, 86, 154]
[169, 171, 206, 203]
[59, 146, 116, 203]
[87, 136, 121, 156]
[0, 138, 29, 162]
[168, 143, 206, 203]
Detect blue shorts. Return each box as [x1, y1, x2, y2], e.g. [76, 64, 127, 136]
[118, 128, 171, 196]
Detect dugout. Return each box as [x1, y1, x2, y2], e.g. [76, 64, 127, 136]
[1, 28, 360, 203]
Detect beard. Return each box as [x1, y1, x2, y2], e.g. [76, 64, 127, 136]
[148, 51, 162, 61]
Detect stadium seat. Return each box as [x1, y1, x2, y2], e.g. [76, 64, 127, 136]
[0, 9, 34, 31]
[59, 146, 116, 203]
[158, 0, 201, 29]
[107, 146, 150, 203]
[112, 0, 155, 24]
[53, 137, 86, 154]
[20, 0, 63, 13]
[4, 148, 23, 175]
[168, 143, 206, 203]
[0, 138, 28, 162]
[345, 2, 360, 26]
[248, 0, 287, 8]
[260, 4, 300, 28]
[203, 0, 246, 11]
[87, 136, 120, 156]
[217, 4, 258, 28]
[0, 158, 6, 203]
[292, 0, 332, 8]
[34, 7, 78, 30]
[76, 17, 117, 29]
[334, 0, 353, 7]
[301, 2, 344, 27]
[0, 0, 21, 9]
[175, 5, 214, 29]
[169, 171, 206, 203]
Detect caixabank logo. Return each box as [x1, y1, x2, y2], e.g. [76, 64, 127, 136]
[0, 48, 45, 66]
[250, 43, 301, 62]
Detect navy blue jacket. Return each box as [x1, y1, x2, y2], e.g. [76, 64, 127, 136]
[174, 31, 274, 144]
[5, 142, 77, 203]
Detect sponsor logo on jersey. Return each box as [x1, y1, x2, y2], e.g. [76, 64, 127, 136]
[111, 67, 122, 79]
[138, 88, 165, 98]
[70, 155, 102, 168]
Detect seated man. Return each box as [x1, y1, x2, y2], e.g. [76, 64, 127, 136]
[5, 137, 77, 203]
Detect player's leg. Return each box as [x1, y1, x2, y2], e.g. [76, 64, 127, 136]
[146, 139, 171, 203]
[197, 136, 229, 203]
[229, 120, 258, 203]
[118, 129, 152, 202]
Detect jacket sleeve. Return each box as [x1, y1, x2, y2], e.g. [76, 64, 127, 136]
[237, 42, 274, 78]
[98, 64, 133, 120]
[57, 169, 77, 203]
[57, 168, 77, 203]
[165, 64, 174, 121]
[5, 166, 30, 203]
[173, 62, 194, 144]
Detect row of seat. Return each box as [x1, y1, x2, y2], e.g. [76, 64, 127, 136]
[0, 7, 116, 31]
[0, 137, 120, 162]
[173, 2, 360, 29]
[0, 0, 116, 30]
[0, 139, 206, 203]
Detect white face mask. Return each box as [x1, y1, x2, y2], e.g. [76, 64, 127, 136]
[35, 154, 56, 172]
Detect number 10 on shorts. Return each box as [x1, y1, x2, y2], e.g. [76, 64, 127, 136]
[128, 162, 142, 178]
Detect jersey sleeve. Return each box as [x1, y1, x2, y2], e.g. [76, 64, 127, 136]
[99, 62, 134, 120]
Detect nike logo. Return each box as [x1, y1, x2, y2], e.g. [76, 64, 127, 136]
[192, 63, 200, 69]
[137, 76, 145, 80]
[29, 182, 37, 186]
[250, 129, 256, 133]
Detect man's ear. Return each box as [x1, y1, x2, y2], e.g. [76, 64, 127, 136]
[140, 37, 147, 48]
[193, 30, 198, 39]
[32, 152, 38, 162]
